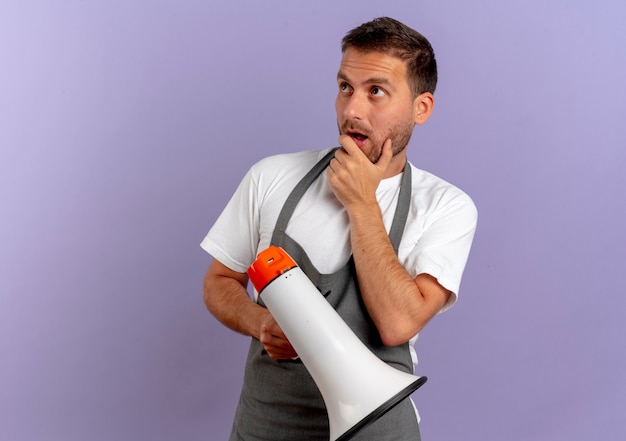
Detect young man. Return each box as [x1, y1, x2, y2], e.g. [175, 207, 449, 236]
[202, 17, 477, 440]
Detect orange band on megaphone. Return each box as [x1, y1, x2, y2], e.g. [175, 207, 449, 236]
[247, 246, 298, 293]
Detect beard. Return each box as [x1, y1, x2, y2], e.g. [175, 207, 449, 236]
[337, 117, 414, 164]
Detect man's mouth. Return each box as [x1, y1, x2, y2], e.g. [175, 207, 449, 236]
[340, 120, 371, 149]
[348, 131, 368, 148]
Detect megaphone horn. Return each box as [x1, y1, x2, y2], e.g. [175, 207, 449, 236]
[248, 246, 427, 441]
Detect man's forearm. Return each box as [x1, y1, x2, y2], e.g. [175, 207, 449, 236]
[347, 203, 430, 346]
[203, 261, 297, 359]
[203, 264, 267, 340]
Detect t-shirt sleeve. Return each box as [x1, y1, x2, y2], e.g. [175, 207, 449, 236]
[200, 166, 261, 273]
[406, 191, 478, 313]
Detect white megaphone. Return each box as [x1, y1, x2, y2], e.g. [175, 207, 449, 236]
[247, 246, 427, 441]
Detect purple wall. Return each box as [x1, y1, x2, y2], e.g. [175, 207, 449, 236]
[1, 1, 625, 440]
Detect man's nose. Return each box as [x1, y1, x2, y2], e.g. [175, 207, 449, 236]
[343, 93, 366, 120]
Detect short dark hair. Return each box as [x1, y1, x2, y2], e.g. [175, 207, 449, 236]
[341, 17, 438, 96]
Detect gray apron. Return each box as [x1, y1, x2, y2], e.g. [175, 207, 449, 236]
[229, 149, 421, 441]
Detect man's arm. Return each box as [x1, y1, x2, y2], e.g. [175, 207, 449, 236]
[203, 259, 297, 359]
[348, 205, 450, 346]
[327, 136, 450, 347]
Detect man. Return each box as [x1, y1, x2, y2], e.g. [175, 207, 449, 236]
[202, 17, 477, 440]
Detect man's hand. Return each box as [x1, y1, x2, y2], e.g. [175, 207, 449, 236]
[327, 135, 393, 209]
[259, 313, 298, 359]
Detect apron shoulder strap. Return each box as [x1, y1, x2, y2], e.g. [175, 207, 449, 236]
[271, 148, 338, 243]
[388, 163, 412, 254]
[271, 147, 412, 255]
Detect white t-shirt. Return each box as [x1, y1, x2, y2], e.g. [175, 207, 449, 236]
[201, 148, 478, 368]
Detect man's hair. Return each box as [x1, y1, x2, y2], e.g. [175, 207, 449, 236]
[341, 17, 438, 97]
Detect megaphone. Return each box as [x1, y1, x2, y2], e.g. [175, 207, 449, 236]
[248, 246, 427, 441]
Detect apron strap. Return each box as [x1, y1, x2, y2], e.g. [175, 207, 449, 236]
[271, 148, 338, 243]
[271, 147, 412, 255]
[389, 163, 412, 254]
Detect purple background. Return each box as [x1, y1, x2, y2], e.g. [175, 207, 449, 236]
[1, 1, 625, 440]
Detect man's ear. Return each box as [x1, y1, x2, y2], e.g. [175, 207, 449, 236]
[413, 92, 435, 125]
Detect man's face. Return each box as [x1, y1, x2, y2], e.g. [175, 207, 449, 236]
[335, 48, 417, 164]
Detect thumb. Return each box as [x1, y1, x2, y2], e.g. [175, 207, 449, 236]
[377, 139, 393, 170]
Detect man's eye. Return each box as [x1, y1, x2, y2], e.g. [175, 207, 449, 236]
[371, 86, 386, 97]
[340, 83, 352, 93]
